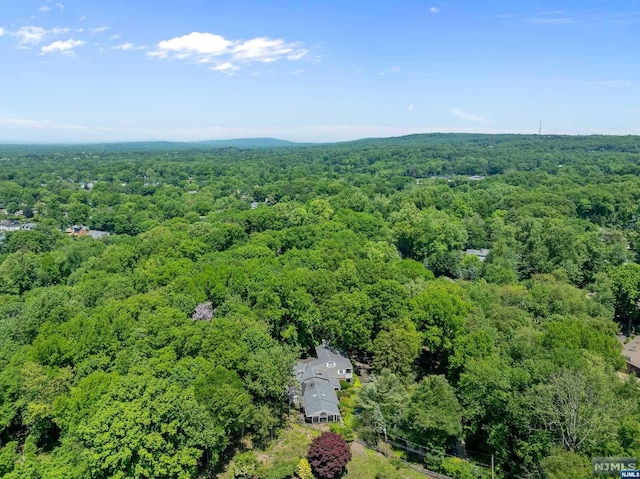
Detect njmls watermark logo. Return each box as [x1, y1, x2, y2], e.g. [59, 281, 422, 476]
[621, 471, 640, 479]
[593, 458, 638, 476]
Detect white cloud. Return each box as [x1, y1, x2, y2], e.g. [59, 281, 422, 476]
[39, 5, 51, 12]
[90, 26, 108, 34]
[291, 69, 306, 75]
[379, 65, 400, 75]
[429, 7, 440, 14]
[408, 104, 415, 111]
[148, 31, 308, 72]
[0, 28, 6, 37]
[41, 38, 85, 55]
[112, 42, 134, 50]
[13, 26, 69, 46]
[287, 50, 308, 61]
[528, 16, 578, 24]
[149, 32, 232, 59]
[112, 42, 146, 51]
[451, 108, 488, 122]
[15, 26, 47, 45]
[109, 34, 121, 40]
[232, 37, 305, 63]
[210, 62, 239, 75]
[56, 3, 64, 13]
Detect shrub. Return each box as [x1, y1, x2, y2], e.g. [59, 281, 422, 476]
[298, 458, 314, 479]
[260, 459, 298, 479]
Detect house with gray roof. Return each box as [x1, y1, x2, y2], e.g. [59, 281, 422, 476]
[0, 220, 20, 232]
[291, 341, 353, 424]
[465, 248, 490, 262]
[623, 336, 640, 375]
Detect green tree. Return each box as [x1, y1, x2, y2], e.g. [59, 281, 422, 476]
[409, 281, 470, 370]
[540, 448, 592, 479]
[401, 375, 462, 451]
[372, 319, 421, 379]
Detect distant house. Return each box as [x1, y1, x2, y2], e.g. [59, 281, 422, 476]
[465, 248, 490, 262]
[250, 202, 259, 209]
[65, 225, 110, 239]
[291, 341, 353, 424]
[88, 230, 110, 239]
[21, 222, 38, 231]
[623, 336, 640, 375]
[0, 220, 20, 232]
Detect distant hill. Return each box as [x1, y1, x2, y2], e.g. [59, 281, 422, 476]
[2, 132, 639, 155]
[194, 138, 313, 148]
[0, 137, 313, 153]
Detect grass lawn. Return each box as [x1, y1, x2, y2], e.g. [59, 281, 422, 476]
[260, 421, 321, 466]
[345, 441, 430, 479]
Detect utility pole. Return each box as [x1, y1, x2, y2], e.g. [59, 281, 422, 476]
[491, 454, 495, 479]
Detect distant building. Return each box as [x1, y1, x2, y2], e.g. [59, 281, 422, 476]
[65, 225, 110, 239]
[468, 175, 486, 181]
[250, 202, 259, 209]
[465, 248, 490, 262]
[21, 222, 38, 231]
[291, 341, 353, 424]
[0, 220, 20, 232]
[623, 336, 640, 375]
[87, 230, 110, 239]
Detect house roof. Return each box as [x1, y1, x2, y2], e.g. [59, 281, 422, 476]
[294, 343, 353, 385]
[623, 336, 640, 370]
[88, 230, 110, 239]
[302, 377, 341, 417]
[0, 220, 20, 227]
[314, 343, 352, 369]
[465, 248, 490, 257]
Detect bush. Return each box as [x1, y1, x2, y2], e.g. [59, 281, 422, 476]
[297, 458, 314, 479]
[260, 459, 298, 479]
[329, 423, 354, 443]
[440, 457, 489, 479]
[233, 451, 260, 478]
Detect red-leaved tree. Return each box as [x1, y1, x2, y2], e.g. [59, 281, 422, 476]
[307, 431, 352, 479]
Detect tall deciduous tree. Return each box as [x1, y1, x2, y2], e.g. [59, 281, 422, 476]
[531, 368, 622, 453]
[401, 375, 462, 451]
[372, 319, 422, 378]
[410, 280, 470, 370]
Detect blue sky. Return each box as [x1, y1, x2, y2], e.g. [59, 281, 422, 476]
[0, 0, 639, 142]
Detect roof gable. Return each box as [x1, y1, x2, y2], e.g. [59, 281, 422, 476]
[302, 377, 340, 416]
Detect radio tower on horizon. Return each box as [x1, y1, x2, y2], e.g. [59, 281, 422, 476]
[539, 120, 542, 135]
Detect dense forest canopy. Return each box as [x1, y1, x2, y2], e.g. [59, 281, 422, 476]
[1, 133, 640, 478]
